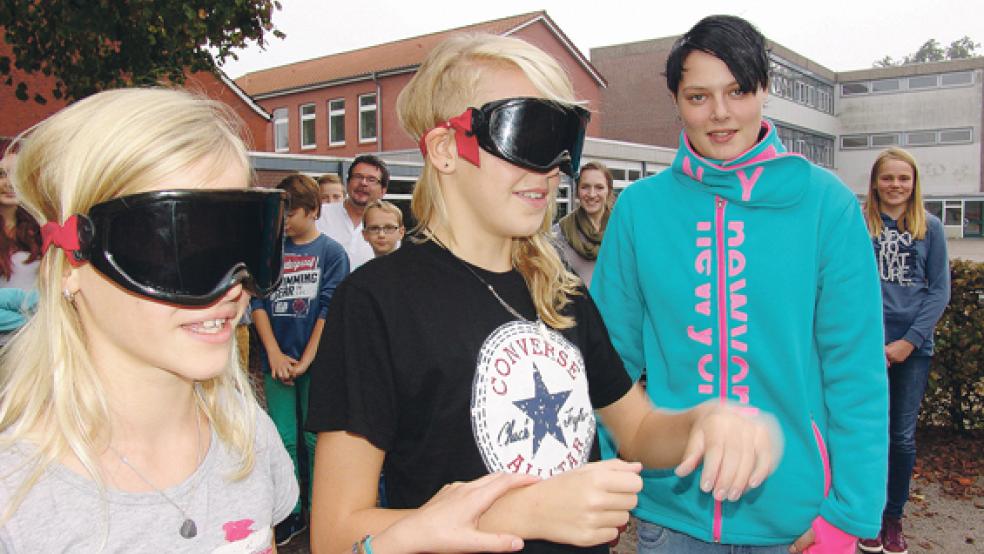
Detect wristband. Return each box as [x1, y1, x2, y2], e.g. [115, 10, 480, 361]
[353, 534, 374, 554]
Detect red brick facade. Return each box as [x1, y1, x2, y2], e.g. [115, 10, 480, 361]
[240, 12, 606, 156]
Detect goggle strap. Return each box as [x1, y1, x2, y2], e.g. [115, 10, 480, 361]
[41, 214, 88, 268]
[418, 109, 481, 169]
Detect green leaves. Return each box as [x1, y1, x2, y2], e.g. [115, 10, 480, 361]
[0, 0, 284, 102]
[922, 259, 984, 432]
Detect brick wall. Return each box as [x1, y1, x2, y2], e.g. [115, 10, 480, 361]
[591, 38, 681, 148]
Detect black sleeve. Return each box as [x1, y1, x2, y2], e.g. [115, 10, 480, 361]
[576, 289, 633, 409]
[305, 279, 398, 451]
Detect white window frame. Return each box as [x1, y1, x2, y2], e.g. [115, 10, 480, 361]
[273, 108, 289, 152]
[328, 98, 345, 146]
[299, 103, 316, 150]
[359, 92, 378, 143]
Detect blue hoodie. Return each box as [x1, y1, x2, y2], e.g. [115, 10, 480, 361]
[874, 212, 950, 355]
[591, 122, 888, 544]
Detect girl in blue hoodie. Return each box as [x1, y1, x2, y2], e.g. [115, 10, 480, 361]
[857, 148, 949, 554]
[591, 15, 888, 554]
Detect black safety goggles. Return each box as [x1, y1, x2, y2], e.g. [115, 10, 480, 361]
[73, 189, 286, 306]
[422, 97, 590, 177]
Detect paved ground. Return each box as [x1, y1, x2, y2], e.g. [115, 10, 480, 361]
[948, 238, 984, 262]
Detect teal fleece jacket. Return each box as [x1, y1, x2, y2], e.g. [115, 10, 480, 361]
[591, 122, 888, 544]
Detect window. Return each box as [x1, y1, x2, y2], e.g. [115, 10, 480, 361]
[906, 131, 937, 146]
[627, 169, 641, 181]
[359, 93, 377, 142]
[870, 133, 900, 147]
[841, 135, 868, 149]
[841, 82, 869, 95]
[300, 104, 316, 149]
[608, 168, 627, 181]
[328, 99, 345, 146]
[871, 79, 900, 93]
[908, 75, 938, 89]
[944, 201, 962, 226]
[925, 200, 943, 220]
[939, 128, 973, 144]
[940, 71, 973, 87]
[273, 108, 289, 152]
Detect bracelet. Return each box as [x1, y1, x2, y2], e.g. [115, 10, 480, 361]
[352, 534, 374, 554]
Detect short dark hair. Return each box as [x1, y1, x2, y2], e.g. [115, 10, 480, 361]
[347, 154, 390, 189]
[665, 15, 769, 97]
[277, 173, 321, 218]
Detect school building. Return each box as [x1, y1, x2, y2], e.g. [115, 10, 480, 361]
[592, 37, 984, 238]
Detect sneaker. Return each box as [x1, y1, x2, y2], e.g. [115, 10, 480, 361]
[881, 516, 908, 554]
[274, 513, 307, 546]
[858, 535, 883, 553]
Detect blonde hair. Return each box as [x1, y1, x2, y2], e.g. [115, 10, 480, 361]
[0, 88, 259, 522]
[396, 33, 581, 329]
[864, 147, 927, 240]
[362, 199, 404, 227]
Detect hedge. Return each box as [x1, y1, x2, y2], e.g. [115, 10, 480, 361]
[919, 258, 984, 431]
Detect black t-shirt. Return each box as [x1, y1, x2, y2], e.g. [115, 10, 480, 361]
[306, 238, 632, 553]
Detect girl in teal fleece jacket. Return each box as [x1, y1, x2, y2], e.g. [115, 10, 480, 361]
[591, 15, 888, 554]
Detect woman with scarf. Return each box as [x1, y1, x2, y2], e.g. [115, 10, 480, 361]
[553, 162, 612, 288]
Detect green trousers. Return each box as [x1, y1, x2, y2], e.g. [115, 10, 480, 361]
[263, 372, 316, 515]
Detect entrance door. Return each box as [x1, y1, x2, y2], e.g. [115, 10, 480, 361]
[965, 201, 983, 237]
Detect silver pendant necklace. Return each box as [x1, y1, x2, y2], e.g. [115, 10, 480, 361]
[109, 409, 203, 539]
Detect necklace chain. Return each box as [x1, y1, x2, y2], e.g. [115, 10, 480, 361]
[109, 408, 203, 539]
[431, 235, 531, 322]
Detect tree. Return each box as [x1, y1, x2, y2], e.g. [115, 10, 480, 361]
[906, 38, 945, 64]
[0, 1, 285, 103]
[873, 36, 980, 67]
[946, 36, 981, 60]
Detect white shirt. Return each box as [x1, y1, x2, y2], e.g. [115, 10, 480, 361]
[315, 201, 374, 270]
[0, 251, 40, 290]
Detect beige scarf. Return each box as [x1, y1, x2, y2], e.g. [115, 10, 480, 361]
[558, 206, 609, 261]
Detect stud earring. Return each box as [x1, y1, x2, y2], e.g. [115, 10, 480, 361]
[62, 289, 75, 302]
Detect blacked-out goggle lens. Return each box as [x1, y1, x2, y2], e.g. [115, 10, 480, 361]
[74, 189, 287, 306]
[474, 98, 590, 177]
[418, 97, 590, 178]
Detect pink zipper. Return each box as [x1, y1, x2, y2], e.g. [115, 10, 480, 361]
[811, 419, 832, 497]
[712, 195, 728, 543]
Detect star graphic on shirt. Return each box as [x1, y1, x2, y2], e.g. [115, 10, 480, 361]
[512, 363, 572, 458]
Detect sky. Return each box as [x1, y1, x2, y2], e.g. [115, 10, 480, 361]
[219, 0, 984, 79]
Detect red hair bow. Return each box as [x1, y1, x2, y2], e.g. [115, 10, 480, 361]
[418, 109, 481, 168]
[41, 215, 85, 267]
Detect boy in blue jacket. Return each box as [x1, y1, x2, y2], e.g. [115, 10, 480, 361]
[592, 15, 888, 554]
[251, 174, 349, 546]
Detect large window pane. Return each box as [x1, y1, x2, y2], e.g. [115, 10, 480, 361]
[842, 82, 869, 95]
[841, 135, 868, 149]
[871, 79, 900, 92]
[939, 128, 972, 144]
[359, 93, 377, 142]
[273, 108, 288, 152]
[908, 75, 937, 89]
[300, 104, 316, 149]
[940, 72, 973, 86]
[328, 99, 345, 145]
[906, 131, 937, 146]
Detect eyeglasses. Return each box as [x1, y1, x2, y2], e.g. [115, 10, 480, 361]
[365, 224, 400, 235]
[350, 172, 381, 186]
[419, 97, 590, 178]
[71, 189, 287, 306]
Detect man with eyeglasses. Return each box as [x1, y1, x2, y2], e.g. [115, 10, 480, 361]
[316, 154, 390, 269]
